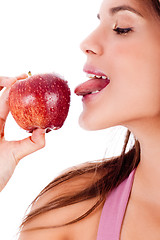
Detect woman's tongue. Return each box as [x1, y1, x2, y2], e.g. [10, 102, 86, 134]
[74, 78, 110, 96]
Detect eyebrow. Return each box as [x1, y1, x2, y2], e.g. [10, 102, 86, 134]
[97, 5, 143, 19]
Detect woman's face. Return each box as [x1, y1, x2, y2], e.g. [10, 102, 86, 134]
[77, 0, 160, 131]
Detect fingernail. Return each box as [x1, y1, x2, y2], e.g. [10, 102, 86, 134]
[37, 129, 46, 134]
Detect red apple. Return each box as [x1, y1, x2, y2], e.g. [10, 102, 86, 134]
[9, 72, 71, 133]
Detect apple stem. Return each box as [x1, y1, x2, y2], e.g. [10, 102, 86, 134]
[28, 71, 32, 77]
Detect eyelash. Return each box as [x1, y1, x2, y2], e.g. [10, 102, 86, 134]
[113, 27, 133, 35]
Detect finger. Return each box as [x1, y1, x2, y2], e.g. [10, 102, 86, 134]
[0, 76, 17, 88]
[0, 74, 29, 137]
[16, 73, 28, 80]
[0, 87, 10, 119]
[12, 129, 46, 164]
[0, 88, 11, 137]
[0, 73, 28, 88]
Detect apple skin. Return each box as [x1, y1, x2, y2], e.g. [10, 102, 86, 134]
[9, 73, 71, 133]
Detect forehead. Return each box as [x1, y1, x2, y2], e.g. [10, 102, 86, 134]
[99, 0, 152, 18]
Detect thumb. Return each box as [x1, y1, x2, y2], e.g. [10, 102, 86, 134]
[13, 129, 46, 164]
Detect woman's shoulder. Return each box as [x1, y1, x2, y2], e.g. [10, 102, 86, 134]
[20, 198, 103, 240]
[19, 171, 105, 240]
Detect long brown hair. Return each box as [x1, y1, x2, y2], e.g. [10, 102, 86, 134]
[20, 130, 140, 231]
[20, 0, 160, 232]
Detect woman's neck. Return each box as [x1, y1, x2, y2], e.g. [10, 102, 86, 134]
[126, 117, 160, 204]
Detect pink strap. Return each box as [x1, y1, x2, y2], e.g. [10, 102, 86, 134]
[97, 169, 136, 240]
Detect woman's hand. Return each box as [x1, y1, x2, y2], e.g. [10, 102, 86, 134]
[0, 74, 45, 192]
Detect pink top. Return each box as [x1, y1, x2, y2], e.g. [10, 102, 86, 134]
[97, 169, 136, 240]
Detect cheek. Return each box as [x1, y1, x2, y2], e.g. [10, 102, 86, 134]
[108, 38, 160, 110]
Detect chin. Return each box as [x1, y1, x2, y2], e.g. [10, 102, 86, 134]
[78, 108, 130, 131]
[78, 112, 111, 131]
[78, 113, 96, 130]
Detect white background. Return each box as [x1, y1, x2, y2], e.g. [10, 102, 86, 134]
[0, 0, 132, 239]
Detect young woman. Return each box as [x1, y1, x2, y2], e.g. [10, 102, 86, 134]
[0, 0, 160, 239]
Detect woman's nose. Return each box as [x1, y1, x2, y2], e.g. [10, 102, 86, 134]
[80, 28, 103, 56]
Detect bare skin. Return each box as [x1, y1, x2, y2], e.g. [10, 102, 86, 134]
[1, 0, 160, 239]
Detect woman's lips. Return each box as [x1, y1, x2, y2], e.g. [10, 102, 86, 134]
[74, 78, 110, 96]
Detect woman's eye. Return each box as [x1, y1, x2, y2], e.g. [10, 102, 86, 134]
[113, 27, 133, 35]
